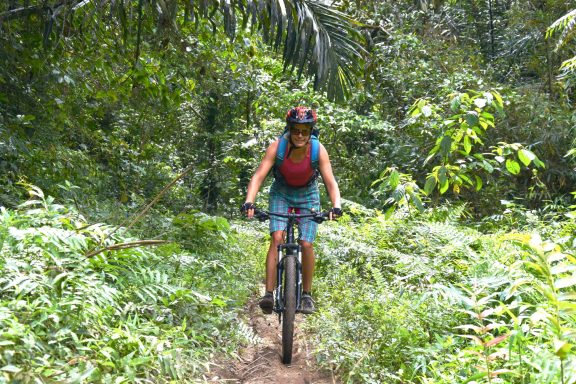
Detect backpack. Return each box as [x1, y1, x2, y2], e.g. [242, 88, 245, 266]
[272, 127, 320, 187]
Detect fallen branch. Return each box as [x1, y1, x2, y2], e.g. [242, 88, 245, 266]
[85, 240, 169, 258]
[0, 6, 47, 22]
[84, 162, 195, 257]
[119, 163, 195, 234]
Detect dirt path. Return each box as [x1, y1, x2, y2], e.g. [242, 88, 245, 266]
[208, 295, 337, 384]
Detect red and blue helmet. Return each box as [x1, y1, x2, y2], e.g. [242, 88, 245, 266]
[285, 106, 317, 125]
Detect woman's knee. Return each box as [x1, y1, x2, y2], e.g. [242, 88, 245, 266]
[270, 231, 284, 245]
[299, 240, 314, 250]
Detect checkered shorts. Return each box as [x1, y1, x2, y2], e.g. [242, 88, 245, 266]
[268, 180, 321, 243]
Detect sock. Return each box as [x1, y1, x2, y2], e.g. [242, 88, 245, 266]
[303, 291, 311, 296]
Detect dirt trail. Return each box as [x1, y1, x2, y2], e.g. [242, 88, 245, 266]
[208, 296, 337, 384]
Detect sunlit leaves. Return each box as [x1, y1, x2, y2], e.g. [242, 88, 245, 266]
[371, 167, 426, 215]
[408, 90, 546, 198]
[518, 148, 536, 166]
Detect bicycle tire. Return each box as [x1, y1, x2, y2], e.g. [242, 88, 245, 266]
[282, 253, 296, 364]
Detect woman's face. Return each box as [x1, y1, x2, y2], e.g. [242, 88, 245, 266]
[289, 124, 312, 147]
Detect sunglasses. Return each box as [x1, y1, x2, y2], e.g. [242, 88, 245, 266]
[289, 127, 312, 136]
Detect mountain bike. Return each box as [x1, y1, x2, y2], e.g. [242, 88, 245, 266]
[253, 208, 329, 365]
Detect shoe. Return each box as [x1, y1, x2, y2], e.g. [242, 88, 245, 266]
[259, 292, 273, 314]
[299, 293, 315, 314]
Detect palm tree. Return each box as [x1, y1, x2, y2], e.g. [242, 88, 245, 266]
[0, 0, 364, 101]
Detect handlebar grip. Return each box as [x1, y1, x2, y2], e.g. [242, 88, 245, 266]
[313, 212, 330, 223]
[253, 209, 269, 222]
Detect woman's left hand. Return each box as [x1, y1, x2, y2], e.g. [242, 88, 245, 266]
[329, 207, 342, 220]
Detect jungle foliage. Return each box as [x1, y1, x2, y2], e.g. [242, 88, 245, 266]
[0, 186, 263, 382]
[309, 200, 576, 383]
[1, 0, 576, 382]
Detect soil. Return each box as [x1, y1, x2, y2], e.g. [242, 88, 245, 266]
[207, 295, 337, 384]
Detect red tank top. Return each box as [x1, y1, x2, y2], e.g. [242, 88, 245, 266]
[278, 144, 315, 187]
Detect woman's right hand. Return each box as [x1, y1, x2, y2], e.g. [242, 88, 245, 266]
[241, 202, 256, 219]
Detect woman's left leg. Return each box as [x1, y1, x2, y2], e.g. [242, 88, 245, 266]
[299, 240, 315, 292]
[299, 239, 316, 314]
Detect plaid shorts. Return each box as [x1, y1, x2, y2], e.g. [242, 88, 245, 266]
[268, 180, 321, 243]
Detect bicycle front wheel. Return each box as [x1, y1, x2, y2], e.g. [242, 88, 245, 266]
[282, 254, 296, 364]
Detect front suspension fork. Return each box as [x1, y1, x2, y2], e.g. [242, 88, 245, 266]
[274, 243, 303, 317]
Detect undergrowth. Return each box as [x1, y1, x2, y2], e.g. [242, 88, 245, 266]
[0, 187, 261, 383]
[307, 204, 576, 383]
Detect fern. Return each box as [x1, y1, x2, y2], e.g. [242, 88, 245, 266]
[235, 319, 262, 345]
[0, 188, 261, 381]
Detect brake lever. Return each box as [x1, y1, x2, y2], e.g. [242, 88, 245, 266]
[313, 213, 329, 223]
[255, 211, 269, 222]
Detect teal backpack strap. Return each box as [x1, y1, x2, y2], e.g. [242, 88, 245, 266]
[310, 135, 320, 170]
[275, 134, 289, 167]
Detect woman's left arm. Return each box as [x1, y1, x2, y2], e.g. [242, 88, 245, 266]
[318, 143, 341, 210]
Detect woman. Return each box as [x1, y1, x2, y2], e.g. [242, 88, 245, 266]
[242, 106, 342, 314]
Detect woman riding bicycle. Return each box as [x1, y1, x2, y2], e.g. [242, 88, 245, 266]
[242, 106, 342, 314]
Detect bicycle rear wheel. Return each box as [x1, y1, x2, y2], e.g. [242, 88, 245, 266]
[282, 254, 296, 364]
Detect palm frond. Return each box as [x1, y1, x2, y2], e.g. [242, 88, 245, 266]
[283, 0, 364, 101]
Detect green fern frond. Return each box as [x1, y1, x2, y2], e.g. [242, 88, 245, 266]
[560, 56, 576, 72]
[235, 320, 262, 345]
[420, 222, 479, 248]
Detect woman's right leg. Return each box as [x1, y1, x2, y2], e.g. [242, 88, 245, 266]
[265, 230, 284, 292]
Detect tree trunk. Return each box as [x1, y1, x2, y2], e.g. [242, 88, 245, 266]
[201, 94, 220, 213]
[488, 0, 495, 60]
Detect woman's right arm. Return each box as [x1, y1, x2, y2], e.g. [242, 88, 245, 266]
[244, 140, 279, 217]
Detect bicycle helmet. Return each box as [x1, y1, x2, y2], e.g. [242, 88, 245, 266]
[285, 106, 317, 125]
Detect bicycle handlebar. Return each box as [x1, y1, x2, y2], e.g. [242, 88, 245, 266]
[253, 208, 331, 223]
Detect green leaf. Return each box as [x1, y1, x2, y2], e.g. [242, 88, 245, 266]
[408, 191, 424, 212]
[533, 158, 546, 168]
[482, 160, 494, 173]
[1, 365, 22, 373]
[554, 339, 572, 359]
[438, 166, 447, 186]
[389, 169, 400, 189]
[505, 159, 521, 175]
[518, 149, 536, 166]
[465, 111, 479, 127]
[424, 177, 437, 195]
[556, 275, 576, 289]
[463, 136, 472, 154]
[463, 371, 488, 383]
[474, 175, 483, 191]
[491, 91, 504, 110]
[129, 356, 152, 366]
[439, 178, 449, 194]
[440, 135, 452, 156]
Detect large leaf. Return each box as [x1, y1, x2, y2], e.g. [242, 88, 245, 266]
[505, 159, 521, 175]
[278, 0, 364, 101]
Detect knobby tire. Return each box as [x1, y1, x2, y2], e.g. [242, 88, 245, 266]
[282, 254, 296, 364]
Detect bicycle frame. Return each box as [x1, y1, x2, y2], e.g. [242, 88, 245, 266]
[252, 208, 329, 364]
[254, 208, 328, 316]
